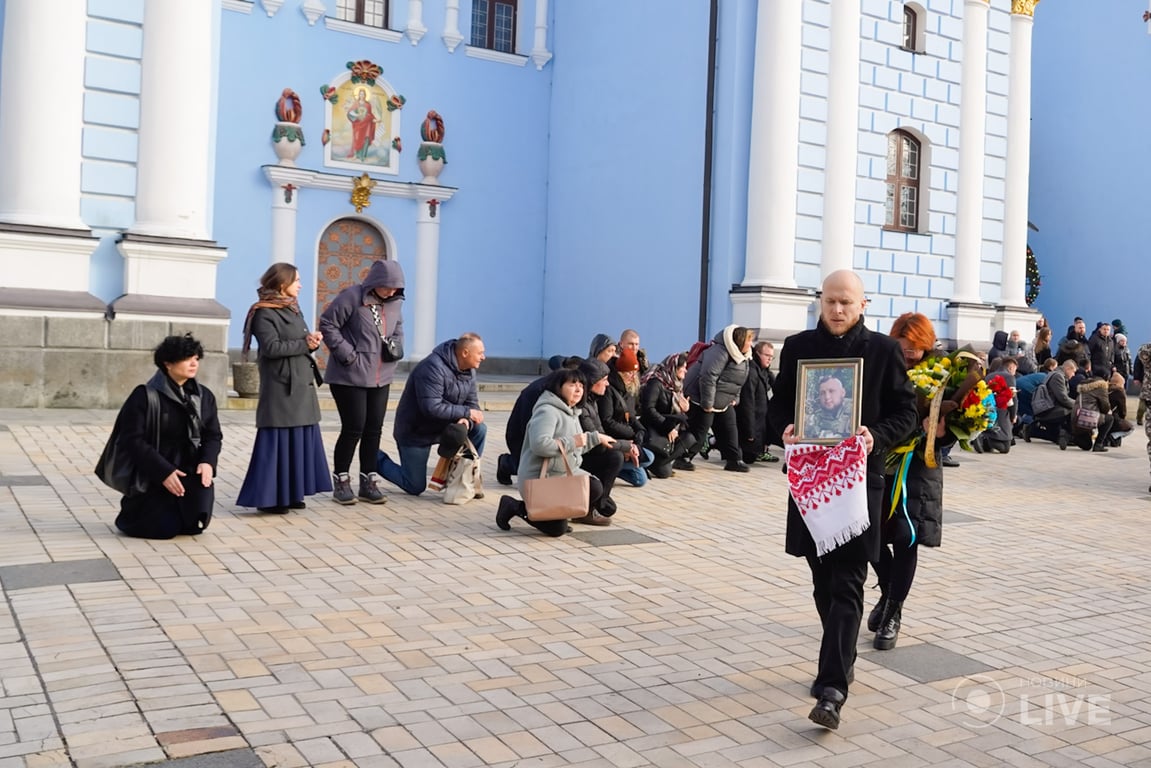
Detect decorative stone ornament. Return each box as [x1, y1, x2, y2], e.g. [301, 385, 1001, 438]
[351, 172, 376, 213]
[271, 88, 305, 166]
[417, 110, 447, 184]
[232, 360, 260, 398]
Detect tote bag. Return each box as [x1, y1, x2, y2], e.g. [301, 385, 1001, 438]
[1073, 395, 1100, 431]
[442, 439, 483, 505]
[522, 442, 589, 521]
[95, 387, 160, 497]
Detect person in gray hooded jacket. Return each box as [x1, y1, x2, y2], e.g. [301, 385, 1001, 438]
[678, 324, 753, 472]
[320, 259, 405, 505]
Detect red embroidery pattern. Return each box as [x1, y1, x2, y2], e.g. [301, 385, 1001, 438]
[786, 437, 867, 515]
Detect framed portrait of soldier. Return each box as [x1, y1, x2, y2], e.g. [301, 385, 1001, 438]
[794, 358, 864, 445]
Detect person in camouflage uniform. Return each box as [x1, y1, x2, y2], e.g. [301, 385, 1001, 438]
[1135, 342, 1151, 492]
[804, 376, 855, 440]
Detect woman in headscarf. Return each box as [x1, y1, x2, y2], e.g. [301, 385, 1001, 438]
[638, 352, 694, 478]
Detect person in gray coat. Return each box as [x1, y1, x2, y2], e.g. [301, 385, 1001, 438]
[319, 259, 405, 505]
[236, 263, 332, 513]
[496, 368, 614, 536]
[678, 324, 753, 472]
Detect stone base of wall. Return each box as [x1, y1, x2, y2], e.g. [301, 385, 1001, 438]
[0, 290, 229, 407]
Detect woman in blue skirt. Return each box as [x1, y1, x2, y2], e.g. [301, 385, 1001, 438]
[236, 262, 333, 512]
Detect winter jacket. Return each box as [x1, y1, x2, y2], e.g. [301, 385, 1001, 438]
[1087, 331, 1116, 379]
[517, 390, 598, 494]
[580, 390, 634, 456]
[987, 331, 1009, 365]
[597, 384, 643, 444]
[768, 320, 918, 561]
[1074, 377, 1110, 417]
[683, 325, 751, 411]
[112, 371, 222, 538]
[1114, 345, 1132, 380]
[392, 339, 480, 447]
[319, 259, 405, 388]
[735, 359, 774, 449]
[1046, 368, 1076, 411]
[250, 307, 323, 428]
[504, 372, 555, 459]
[638, 378, 687, 438]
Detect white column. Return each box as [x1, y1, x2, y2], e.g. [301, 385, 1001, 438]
[1001, 1, 1037, 308]
[406, 0, 427, 44]
[443, 0, 463, 52]
[530, 0, 552, 70]
[0, 0, 88, 230]
[270, 184, 299, 265]
[820, 0, 862, 277]
[743, 0, 803, 288]
[412, 197, 442, 358]
[131, 0, 215, 240]
[952, 0, 991, 303]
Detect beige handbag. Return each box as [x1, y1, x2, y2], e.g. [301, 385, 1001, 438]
[523, 441, 590, 521]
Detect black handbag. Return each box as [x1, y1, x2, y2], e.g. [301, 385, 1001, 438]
[95, 386, 160, 496]
[382, 334, 404, 362]
[370, 304, 403, 362]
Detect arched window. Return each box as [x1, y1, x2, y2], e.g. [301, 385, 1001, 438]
[885, 130, 921, 232]
[336, 0, 390, 28]
[902, 3, 926, 53]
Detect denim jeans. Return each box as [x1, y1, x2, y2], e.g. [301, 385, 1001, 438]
[377, 421, 487, 496]
[617, 447, 654, 487]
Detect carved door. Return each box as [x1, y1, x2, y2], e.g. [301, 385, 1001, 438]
[315, 218, 387, 369]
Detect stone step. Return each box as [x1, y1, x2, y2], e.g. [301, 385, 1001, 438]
[225, 374, 531, 412]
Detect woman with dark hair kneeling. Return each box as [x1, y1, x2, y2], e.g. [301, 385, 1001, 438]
[495, 368, 615, 536]
[111, 334, 222, 539]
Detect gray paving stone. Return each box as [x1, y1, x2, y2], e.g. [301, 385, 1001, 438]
[0, 474, 47, 486]
[862, 643, 996, 684]
[569, 530, 661, 547]
[0, 558, 121, 591]
[123, 748, 263, 767]
[944, 510, 980, 524]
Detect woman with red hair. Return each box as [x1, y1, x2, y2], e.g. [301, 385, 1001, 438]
[868, 312, 947, 651]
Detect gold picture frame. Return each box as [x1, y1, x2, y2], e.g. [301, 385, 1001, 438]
[794, 358, 864, 445]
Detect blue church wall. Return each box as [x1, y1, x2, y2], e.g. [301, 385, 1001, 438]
[1029, 4, 1151, 347]
[212, 3, 553, 353]
[708, 0, 758, 342]
[541, 0, 711, 363]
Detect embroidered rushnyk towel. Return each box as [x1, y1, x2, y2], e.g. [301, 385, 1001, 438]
[785, 436, 869, 557]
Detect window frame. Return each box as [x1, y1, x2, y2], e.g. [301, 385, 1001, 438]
[901, 3, 926, 54]
[470, 0, 518, 54]
[884, 129, 922, 234]
[336, 0, 391, 29]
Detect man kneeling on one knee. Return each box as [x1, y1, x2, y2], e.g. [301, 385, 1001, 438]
[378, 333, 486, 495]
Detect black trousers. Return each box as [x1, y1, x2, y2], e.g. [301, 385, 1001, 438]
[329, 383, 391, 475]
[580, 448, 624, 515]
[874, 514, 919, 603]
[685, 404, 739, 463]
[807, 553, 868, 699]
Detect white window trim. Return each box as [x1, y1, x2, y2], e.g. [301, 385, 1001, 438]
[325, 16, 404, 42]
[222, 0, 254, 14]
[884, 126, 932, 235]
[464, 46, 528, 66]
[903, 2, 927, 54]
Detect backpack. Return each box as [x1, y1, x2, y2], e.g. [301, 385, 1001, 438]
[685, 340, 714, 369]
[1030, 372, 1056, 415]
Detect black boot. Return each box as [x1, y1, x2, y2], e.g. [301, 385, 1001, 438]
[873, 600, 903, 650]
[867, 593, 888, 633]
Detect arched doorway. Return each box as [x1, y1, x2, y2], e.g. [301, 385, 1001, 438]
[315, 217, 388, 369]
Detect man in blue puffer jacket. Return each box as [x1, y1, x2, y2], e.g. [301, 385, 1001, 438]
[377, 333, 486, 495]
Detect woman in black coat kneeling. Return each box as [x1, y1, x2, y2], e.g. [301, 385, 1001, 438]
[109, 334, 222, 539]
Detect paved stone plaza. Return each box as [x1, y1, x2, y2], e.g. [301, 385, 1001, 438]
[2, 405, 1151, 767]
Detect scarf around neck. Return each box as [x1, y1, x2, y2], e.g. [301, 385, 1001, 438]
[241, 289, 300, 361]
